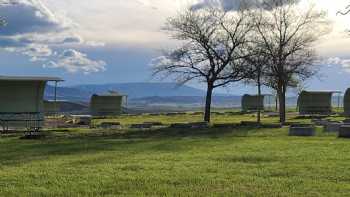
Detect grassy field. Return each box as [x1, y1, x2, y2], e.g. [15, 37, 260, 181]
[1, 112, 350, 196]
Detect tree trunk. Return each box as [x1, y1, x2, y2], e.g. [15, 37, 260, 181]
[204, 83, 214, 123]
[257, 81, 262, 124]
[278, 84, 286, 124]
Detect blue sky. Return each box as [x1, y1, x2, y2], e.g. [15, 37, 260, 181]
[0, 0, 350, 95]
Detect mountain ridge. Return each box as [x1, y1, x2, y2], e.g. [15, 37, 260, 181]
[45, 82, 234, 101]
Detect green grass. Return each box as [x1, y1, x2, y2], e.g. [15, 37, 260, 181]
[1, 112, 350, 196]
[93, 112, 278, 126]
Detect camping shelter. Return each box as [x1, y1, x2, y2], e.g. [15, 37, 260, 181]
[344, 88, 350, 116]
[90, 92, 127, 116]
[297, 91, 336, 115]
[241, 94, 265, 112]
[0, 76, 63, 132]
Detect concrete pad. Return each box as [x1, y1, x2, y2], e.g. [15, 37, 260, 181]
[312, 119, 330, 126]
[339, 125, 350, 138]
[289, 125, 315, 136]
[324, 122, 342, 132]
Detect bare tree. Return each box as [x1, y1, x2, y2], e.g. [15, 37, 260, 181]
[244, 46, 270, 123]
[252, 0, 329, 124]
[338, 5, 350, 15]
[152, 8, 252, 122]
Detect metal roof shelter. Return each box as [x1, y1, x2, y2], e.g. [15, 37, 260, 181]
[0, 76, 63, 81]
[297, 91, 340, 115]
[0, 76, 63, 132]
[241, 94, 265, 112]
[344, 88, 350, 116]
[90, 92, 127, 117]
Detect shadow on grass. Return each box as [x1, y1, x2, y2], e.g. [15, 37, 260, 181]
[0, 139, 136, 166]
[215, 155, 276, 164]
[104, 127, 249, 140]
[0, 127, 253, 167]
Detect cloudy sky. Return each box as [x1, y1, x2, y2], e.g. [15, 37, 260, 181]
[0, 0, 350, 94]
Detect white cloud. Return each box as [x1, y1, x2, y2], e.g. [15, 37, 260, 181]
[324, 57, 350, 73]
[42, 0, 197, 47]
[191, 0, 240, 11]
[38, 0, 350, 53]
[44, 49, 106, 74]
[0, 0, 69, 36]
[16, 44, 53, 61]
[0, 0, 106, 73]
[0, 0, 349, 74]
[191, 0, 300, 11]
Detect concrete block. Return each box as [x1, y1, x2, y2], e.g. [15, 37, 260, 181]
[324, 122, 342, 132]
[289, 125, 315, 136]
[339, 125, 350, 138]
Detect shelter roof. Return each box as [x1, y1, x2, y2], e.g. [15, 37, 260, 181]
[0, 76, 63, 82]
[301, 91, 342, 94]
[93, 93, 127, 97]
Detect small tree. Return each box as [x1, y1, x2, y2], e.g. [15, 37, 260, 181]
[152, 8, 252, 122]
[253, 0, 329, 124]
[338, 5, 350, 15]
[244, 46, 270, 123]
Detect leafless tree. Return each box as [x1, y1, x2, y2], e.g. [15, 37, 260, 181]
[152, 8, 253, 122]
[338, 5, 350, 15]
[252, 0, 329, 124]
[243, 45, 270, 123]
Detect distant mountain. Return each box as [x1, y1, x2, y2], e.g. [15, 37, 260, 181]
[43, 83, 346, 111]
[45, 85, 91, 101]
[45, 83, 215, 101]
[71, 83, 208, 98]
[130, 96, 242, 107]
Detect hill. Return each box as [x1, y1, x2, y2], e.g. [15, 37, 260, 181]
[45, 83, 211, 101]
[45, 85, 91, 101]
[71, 83, 208, 98]
[129, 96, 242, 107]
[48, 82, 345, 108]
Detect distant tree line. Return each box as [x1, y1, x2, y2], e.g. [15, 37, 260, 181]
[153, 0, 330, 124]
